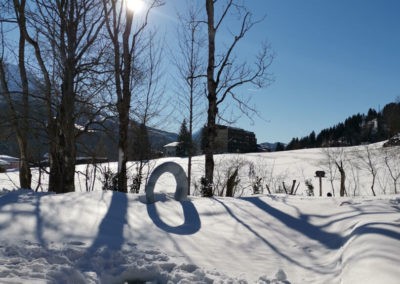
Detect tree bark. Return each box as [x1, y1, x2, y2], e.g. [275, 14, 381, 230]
[336, 162, 346, 197]
[204, 0, 217, 197]
[7, 0, 32, 189]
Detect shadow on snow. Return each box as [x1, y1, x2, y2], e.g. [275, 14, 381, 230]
[146, 194, 201, 235]
[88, 191, 128, 252]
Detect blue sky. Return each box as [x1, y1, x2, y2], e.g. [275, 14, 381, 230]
[155, 0, 400, 143]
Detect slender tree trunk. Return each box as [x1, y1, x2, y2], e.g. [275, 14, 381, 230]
[115, 9, 134, 193]
[15, 0, 56, 192]
[371, 175, 376, 196]
[204, 0, 217, 197]
[0, 61, 31, 189]
[336, 162, 346, 197]
[117, 104, 129, 193]
[6, 0, 32, 189]
[56, 62, 76, 193]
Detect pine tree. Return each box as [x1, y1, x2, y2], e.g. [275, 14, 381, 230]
[176, 119, 192, 157]
[131, 123, 151, 161]
[275, 142, 285, 151]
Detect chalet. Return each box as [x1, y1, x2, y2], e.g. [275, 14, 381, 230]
[0, 155, 19, 169]
[163, 142, 180, 157]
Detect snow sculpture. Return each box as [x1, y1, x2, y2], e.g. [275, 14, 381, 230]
[145, 162, 188, 203]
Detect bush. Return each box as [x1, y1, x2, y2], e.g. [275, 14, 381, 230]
[252, 176, 263, 194]
[0, 166, 6, 173]
[101, 168, 118, 191]
[305, 179, 314, 196]
[130, 173, 142, 194]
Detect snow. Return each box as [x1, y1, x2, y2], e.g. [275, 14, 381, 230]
[164, 142, 181, 148]
[0, 155, 19, 162]
[0, 144, 399, 283]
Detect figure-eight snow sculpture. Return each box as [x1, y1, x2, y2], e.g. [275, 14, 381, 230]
[145, 162, 188, 203]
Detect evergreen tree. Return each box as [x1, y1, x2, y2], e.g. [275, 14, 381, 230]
[131, 123, 151, 161]
[275, 142, 285, 151]
[176, 119, 192, 157]
[309, 131, 316, 147]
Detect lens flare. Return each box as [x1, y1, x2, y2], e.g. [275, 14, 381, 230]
[126, 0, 144, 12]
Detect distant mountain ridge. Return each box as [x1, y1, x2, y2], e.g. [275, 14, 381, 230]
[285, 101, 400, 150]
[0, 64, 178, 160]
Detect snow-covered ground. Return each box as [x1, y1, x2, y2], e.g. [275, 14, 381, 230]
[0, 144, 399, 283]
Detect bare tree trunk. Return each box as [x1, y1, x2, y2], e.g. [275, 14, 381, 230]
[103, 0, 162, 193]
[117, 103, 130, 193]
[0, 0, 33, 189]
[204, 0, 216, 197]
[13, 0, 56, 192]
[17, 29, 32, 189]
[370, 175, 376, 196]
[0, 61, 31, 189]
[336, 161, 346, 197]
[173, 4, 204, 196]
[204, 0, 272, 196]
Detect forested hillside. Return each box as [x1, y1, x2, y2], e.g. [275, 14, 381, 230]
[285, 101, 400, 150]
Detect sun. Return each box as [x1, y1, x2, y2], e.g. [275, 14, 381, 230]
[126, 0, 144, 12]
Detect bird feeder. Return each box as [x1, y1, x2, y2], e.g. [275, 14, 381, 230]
[315, 171, 326, 196]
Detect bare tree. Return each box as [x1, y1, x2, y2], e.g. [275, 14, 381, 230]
[102, 0, 163, 192]
[129, 30, 168, 194]
[171, 3, 205, 195]
[322, 147, 347, 196]
[355, 145, 379, 196]
[347, 159, 360, 196]
[203, 0, 273, 196]
[26, 0, 106, 193]
[321, 147, 338, 196]
[0, 0, 32, 189]
[383, 146, 400, 194]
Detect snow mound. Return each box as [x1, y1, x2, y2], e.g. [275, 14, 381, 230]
[0, 241, 251, 284]
[1, 189, 399, 283]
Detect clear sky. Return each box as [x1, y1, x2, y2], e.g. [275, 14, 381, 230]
[154, 0, 400, 143]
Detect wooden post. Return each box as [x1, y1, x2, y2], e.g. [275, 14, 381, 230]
[319, 176, 322, 197]
[315, 171, 325, 197]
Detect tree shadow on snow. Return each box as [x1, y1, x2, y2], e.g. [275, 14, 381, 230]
[0, 190, 46, 247]
[88, 191, 128, 252]
[242, 197, 400, 248]
[212, 197, 326, 274]
[146, 194, 201, 235]
[242, 197, 344, 249]
[214, 196, 400, 275]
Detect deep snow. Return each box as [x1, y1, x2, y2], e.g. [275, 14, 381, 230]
[0, 189, 399, 283]
[0, 145, 400, 283]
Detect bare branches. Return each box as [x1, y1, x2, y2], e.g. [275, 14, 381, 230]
[203, 0, 273, 196]
[102, 0, 164, 192]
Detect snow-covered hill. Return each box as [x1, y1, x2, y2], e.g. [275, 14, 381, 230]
[0, 144, 399, 283]
[0, 190, 398, 283]
[2, 142, 397, 197]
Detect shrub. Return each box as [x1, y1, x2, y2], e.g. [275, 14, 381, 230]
[101, 168, 118, 191]
[305, 179, 314, 196]
[130, 173, 142, 194]
[252, 176, 263, 194]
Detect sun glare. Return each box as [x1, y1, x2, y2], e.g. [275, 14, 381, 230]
[126, 0, 144, 12]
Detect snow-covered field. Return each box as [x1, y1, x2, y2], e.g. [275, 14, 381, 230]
[0, 144, 399, 283]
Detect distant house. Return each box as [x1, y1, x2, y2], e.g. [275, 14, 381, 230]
[257, 144, 271, 152]
[163, 142, 180, 157]
[213, 125, 257, 154]
[0, 155, 19, 169]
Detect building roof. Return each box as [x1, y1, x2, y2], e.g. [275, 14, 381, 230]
[0, 155, 19, 162]
[0, 159, 10, 166]
[163, 142, 180, 148]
